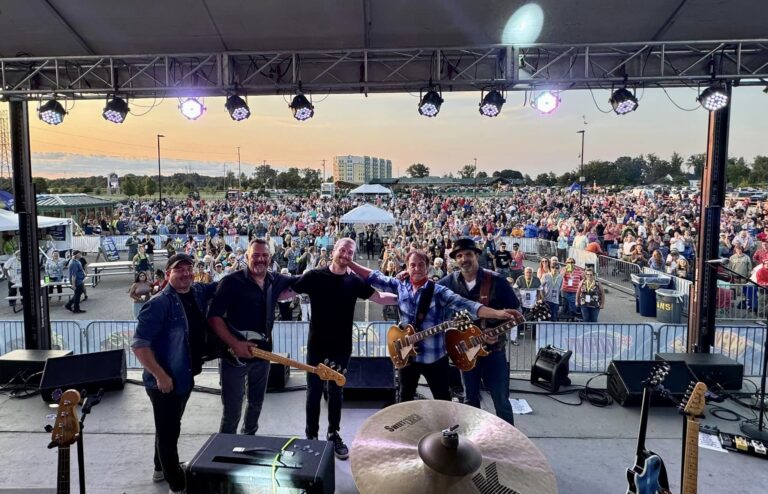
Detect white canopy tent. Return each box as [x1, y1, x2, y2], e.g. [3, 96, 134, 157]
[0, 209, 73, 252]
[348, 184, 393, 196]
[340, 204, 395, 225]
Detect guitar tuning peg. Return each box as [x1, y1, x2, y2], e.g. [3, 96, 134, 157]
[324, 359, 329, 365]
[330, 361, 336, 368]
[342, 368, 348, 375]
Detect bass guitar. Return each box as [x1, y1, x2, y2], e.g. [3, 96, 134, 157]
[680, 382, 707, 494]
[626, 363, 672, 494]
[445, 300, 550, 372]
[387, 310, 471, 369]
[47, 389, 81, 494]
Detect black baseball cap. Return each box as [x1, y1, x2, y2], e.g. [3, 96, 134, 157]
[166, 253, 194, 270]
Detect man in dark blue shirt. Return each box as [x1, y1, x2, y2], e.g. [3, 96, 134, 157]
[65, 250, 87, 313]
[438, 238, 521, 425]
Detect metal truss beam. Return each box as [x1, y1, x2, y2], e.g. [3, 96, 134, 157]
[1, 39, 767, 100]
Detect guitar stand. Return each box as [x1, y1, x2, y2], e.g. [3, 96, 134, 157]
[76, 388, 104, 494]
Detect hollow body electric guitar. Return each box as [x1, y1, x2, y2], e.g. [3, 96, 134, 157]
[445, 300, 550, 372]
[225, 322, 346, 386]
[48, 389, 81, 494]
[626, 363, 672, 494]
[680, 382, 707, 494]
[387, 310, 471, 369]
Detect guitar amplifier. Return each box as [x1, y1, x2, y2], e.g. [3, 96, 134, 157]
[607, 360, 697, 407]
[186, 433, 334, 494]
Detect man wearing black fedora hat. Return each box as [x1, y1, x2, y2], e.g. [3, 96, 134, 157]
[439, 238, 521, 425]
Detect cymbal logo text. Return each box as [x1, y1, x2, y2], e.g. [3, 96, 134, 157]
[384, 413, 423, 432]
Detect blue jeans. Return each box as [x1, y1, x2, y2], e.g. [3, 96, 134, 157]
[547, 301, 559, 322]
[563, 292, 577, 314]
[580, 306, 600, 322]
[462, 349, 515, 426]
[219, 358, 270, 434]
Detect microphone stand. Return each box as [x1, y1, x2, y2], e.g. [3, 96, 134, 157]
[77, 388, 104, 494]
[706, 260, 768, 442]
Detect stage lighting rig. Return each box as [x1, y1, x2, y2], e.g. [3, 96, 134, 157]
[179, 97, 206, 120]
[609, 87, 638, 115]
[225, 95, 251, 121]
[697, 83, 729, 111]
[102, 96, 129, 124]
[478, 89, 505, 117]
[418, 88, 444, 117]
[289, 93, 314, 121]
[38, 99, 67, 125]
[531, 90, 560, 114]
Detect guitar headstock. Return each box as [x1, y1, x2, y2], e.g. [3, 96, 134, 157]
[453, 309, 473, 330]
[531, 300, 551, 321]
[644, 362, 671, 389]
[316, 363, 347, 387]
[49, 389, 81, 449]
[680, 381, 707, 417]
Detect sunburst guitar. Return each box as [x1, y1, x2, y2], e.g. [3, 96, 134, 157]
[48, 389, 81, 494]
[445, 300, 550, 372]
[386, 310, 471, 369]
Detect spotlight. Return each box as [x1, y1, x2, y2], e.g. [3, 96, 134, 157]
[479, 90, 506, 117]
[697, 83, 729, 111]
[418, 89, 444, 117]
[609, 88, 638, 115]
[531, 90, 560, 114]
[38, 100, 66, 125]
[102, 96, 129, 124]
[225, 95, 251, 121]
[179, 98, 206, 120]
[289, 93, 314, 121]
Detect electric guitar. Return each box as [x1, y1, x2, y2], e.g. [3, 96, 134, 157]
[626, 363, 672, 494]
[680, 382, 707, 494]
[48, 389, 81, 494]
[386, 310, 472, 369]
[445, 300, 550, 371]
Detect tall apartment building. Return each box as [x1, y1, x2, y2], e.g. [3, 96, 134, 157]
[333, 155, 392, 184]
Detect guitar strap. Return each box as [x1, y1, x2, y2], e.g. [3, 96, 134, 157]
[478, 269, 493, 329]
[414, 281, 435, 331]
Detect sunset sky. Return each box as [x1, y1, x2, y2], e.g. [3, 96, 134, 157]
[2, 85, 766, 180]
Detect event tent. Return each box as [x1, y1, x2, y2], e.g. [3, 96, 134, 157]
[0, 209, 73, 251]
[348, 184, 393, 196]
[340, 204, 395, 225]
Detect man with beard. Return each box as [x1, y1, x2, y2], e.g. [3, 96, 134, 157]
[438, 238, 521, 425]
[208, 239, 294, 436]
[347, 250, 515, 404]
[289, 238, 397, 459]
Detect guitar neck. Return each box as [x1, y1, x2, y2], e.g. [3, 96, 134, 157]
[411, 319, 453, 343]
[681, 418, 699, 494]
[634, 385, 652, 459]
[480, 319, 518, 339]
[249, 347, 316, 374]
[57, 446, 70, 494]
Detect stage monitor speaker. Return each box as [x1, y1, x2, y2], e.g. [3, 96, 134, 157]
[530, 345, 573, 392]
[267, 353, 291, 391]
[343, 356, 396, 402]
[186, 433, 334, 494]
[607, 359, 697, 407]
[0, 349, 72, 386]
[654, 352, 744, 391]
[39, 349, 126, 403]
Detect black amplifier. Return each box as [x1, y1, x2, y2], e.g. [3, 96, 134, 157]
[186, 433, 334, 494]
[654, 352, 744, 391]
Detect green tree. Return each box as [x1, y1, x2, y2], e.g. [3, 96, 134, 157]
[144, 176, 157, 197]
[476, 171, 488, 178]
[406, 163, 430, 178]
[122, 176, 136, 196]
[492, 169, 523, 180]
[686, 154, 706, 177]
[534, 173, 551, 185]
[32, 177, 49, 193]
[135, 180, 145, 197]
[751, 156, 768, 183]
[458, 165, 475, 178]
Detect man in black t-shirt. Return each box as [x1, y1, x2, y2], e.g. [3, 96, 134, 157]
[494, 241, 512, 279]
[291, 237, 397, 459]
[208, 239, 294, 436]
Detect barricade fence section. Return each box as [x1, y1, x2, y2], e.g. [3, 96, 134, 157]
[0, 320, 762, 377]
[597, 256, 642, 294]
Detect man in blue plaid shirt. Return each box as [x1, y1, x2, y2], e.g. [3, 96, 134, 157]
[348, 250, 515, 402]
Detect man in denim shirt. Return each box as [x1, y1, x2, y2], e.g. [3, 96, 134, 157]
[348, 250, 514, 402]
[132, 253, 217, 494]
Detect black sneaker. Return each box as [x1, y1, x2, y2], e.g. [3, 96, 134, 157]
[327, 432, 349, 460]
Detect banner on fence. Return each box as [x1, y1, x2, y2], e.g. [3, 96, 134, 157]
[101, 237, 120, 261]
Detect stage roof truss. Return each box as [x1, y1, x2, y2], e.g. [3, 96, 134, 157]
[1, 39, 766, 100]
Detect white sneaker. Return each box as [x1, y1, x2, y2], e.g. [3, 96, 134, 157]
[152, 470, 164, 482]
[169, 489, 185, 494]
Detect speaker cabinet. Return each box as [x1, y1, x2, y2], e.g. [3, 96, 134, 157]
[267, 353, 291, 391]
[655, 352, 744, 391]
[39, 349, 126, 403]
[0, 349, 72, 386]
[343, 356, 395, 402]
[607, 359, 697, 407]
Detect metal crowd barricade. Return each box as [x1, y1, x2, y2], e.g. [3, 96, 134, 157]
[353, 321, 390, 357]
[656, 324, 766, 376]
[85, 320, 140, 367]
[597, 255, 642, 294]
[272, 321, 310, 364]
[0, 320, 27, 354]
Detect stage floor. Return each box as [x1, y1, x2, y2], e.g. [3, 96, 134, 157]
[1, 371, 766, 493]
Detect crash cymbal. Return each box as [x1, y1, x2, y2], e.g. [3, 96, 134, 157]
[351, 400, 557, 494]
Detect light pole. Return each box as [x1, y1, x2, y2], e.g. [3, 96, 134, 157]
[577, 130, 585, 205]
[237, 146, 241, 190]
[156, 134, 165, 203]
[473, 157, 478, 197]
